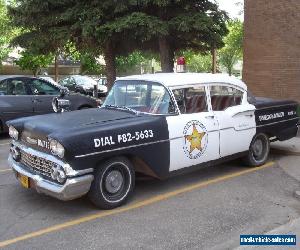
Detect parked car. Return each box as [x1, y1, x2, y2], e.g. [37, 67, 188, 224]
[0, 75, 99, 133]
[39, 76, 57, 85]
[59, 75, 107, 97]
[7, 73, 299, 209]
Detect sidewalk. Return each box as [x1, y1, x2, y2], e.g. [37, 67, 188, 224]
[271, 137, 300, 155]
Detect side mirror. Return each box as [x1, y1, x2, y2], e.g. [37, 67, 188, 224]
[52, 97, 71, 113]
[59, 87, 70, 98]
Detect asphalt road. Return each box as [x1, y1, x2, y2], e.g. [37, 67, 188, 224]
[0, 136, 300, 250]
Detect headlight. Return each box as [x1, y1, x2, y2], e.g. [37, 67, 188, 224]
[49, 139, 65, 158]
[50, 165, 67, 184]
[9, 126, 19, 140]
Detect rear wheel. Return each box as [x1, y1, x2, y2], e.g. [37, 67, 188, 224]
[88, 157, 135, 209]
[244, 133, 270, 167]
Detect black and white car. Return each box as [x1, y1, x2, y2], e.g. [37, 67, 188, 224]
[7, 73, 299, 209]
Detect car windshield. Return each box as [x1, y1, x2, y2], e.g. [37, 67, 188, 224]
[74, 76, 97, 86]
[103, 80, 176, 115]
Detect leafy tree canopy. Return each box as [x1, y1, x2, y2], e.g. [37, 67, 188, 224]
[9, 0, 228, 87]
[0, 0, 19, 64]
[16, 50, 54, 76]
[219, 19, 243, 75]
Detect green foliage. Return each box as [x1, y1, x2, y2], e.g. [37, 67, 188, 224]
[16, 51, 54, 76]
[81, 54, 105, 75]
[182, 50, 212, 73]
[219, 19, 243, 75]
[116, 51, 154, 74]
[9, 0, 228, 86]
[0, 0, 17, 64]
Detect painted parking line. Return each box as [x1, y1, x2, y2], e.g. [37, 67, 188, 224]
[0, 169, 11, 173]
[0, 142, 10, 146]
[0, 161, 275, 248]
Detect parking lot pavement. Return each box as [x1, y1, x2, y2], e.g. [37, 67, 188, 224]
[0, 138, 300, 249]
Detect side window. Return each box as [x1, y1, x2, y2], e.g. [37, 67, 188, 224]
[185, 86, 208, 113]
[0, 80, 7, 95]
[29, 79, 60, 95]
[1, 79, 28, 95]
[173, 86, 208, 114]
[210, 85, 243, 111]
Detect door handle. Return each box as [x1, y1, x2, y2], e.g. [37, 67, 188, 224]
[205, 115, 215, 119]
[244, 114, 253, 117]
[32, 99, 42, 103]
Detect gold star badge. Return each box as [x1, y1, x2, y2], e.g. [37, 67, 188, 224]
[185, 124, 206, 154]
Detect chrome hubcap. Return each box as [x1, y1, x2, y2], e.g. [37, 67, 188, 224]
[252, 139, 263, 157]
[105, 170, 123, 194]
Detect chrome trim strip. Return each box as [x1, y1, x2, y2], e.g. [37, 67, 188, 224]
[11, 140, 93, 177]
[8, 156, 94, 201]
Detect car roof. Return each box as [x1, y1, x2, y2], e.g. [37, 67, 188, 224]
[0, 75, 35, 81]
[118, 73, 247, 90]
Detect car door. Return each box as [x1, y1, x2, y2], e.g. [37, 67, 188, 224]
[166, 85, 220, 172]
[0, 78, 34, 124]
[209, 84, 256, 157]
[27, 78, 61, 114]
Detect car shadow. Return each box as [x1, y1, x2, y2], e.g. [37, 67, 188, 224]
[17, 159, 250, 218]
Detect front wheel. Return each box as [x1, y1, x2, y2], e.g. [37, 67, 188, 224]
[88, 157, 135, 209]
[244, 133, 270, 167]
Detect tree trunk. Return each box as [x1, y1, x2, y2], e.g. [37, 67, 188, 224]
[54, 55, 59, 82]
[159, 36, 174, 72]
[211, 47, 217, 74]
[104, 42, 116, 91]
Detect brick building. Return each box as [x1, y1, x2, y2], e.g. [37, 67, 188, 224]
[243, 0, 300, 101]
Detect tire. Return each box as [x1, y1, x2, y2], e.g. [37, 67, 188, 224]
[244, 133, 270, 167]
[88, 157, 135, 209]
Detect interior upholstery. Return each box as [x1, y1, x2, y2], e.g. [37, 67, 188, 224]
[211, 95, 242, 111]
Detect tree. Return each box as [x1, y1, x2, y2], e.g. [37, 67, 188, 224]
[16, 50, 53, 76]
[219, 19, 243, 76]
[9, 0, 72, 80]
[9, 1, 228, 89]
[0, 0, 16, 65]
[139, 0, 228, 72]
[182, 50, 212, 73]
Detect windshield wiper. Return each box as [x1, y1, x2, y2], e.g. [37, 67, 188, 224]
[105, 105, 139, 114]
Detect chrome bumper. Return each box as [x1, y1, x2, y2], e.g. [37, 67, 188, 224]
[8, 155, 94, 201]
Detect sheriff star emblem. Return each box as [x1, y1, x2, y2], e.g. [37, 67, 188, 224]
[183, 120, 208, 159]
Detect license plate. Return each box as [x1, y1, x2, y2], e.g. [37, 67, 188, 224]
[19, 174, 30, 189]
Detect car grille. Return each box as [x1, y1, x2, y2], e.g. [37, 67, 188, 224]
[20, 150, 56, 179]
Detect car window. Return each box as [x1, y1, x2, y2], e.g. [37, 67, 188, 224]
[74, 76, 97, 86]
[29, 79, 60, 95]
[210, 85, 243, 111]
[172, 86, 208, 114]
[104, 80, 176, 115]
[59, 77, 73, 86]
[0, 79, 27, 95]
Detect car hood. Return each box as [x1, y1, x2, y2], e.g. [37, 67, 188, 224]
[8, 107, 169, 166]
[7, 108, 138, 151]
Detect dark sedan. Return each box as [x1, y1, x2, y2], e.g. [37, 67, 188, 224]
[0, 76, 99, 133]
[59, 75, 108, 97]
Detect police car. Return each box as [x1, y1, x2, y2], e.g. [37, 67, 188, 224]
[7, 73, 299, 209]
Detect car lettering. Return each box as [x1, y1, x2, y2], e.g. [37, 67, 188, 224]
[94, 130, 154, 148]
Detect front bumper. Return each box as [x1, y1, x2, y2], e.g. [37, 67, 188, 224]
[8, 155, 94, 201]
